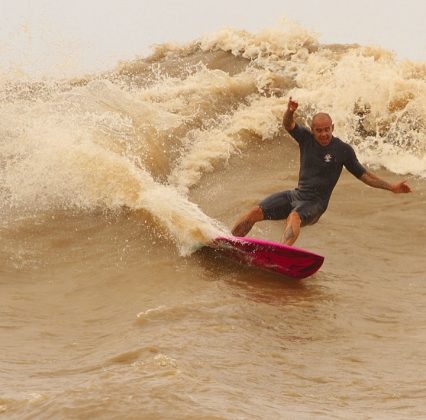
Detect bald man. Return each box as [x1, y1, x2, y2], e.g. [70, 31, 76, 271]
[231, 97, 411, 245]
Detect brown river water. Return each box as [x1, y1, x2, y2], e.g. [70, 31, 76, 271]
[1, 24, 425, 419]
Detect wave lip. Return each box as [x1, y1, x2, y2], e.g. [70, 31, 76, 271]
[0, 22, 424, 254]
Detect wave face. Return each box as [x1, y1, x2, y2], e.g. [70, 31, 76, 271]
[0, 22, 424, 253]
[1, 22, 426, 420]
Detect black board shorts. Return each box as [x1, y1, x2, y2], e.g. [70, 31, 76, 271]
[259, 190, 326, 226]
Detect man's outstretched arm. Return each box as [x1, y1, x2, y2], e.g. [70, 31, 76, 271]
[359, 171, 412, 193]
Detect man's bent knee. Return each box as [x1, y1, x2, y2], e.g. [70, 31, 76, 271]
[249, 206, 265, 222]
[288, 211, 301, 224]
[232, 206, 264, 237]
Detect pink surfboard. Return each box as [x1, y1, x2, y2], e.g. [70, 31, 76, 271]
[210, 236, 324, 279]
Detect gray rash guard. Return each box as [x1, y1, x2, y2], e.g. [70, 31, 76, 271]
[289, 123, 366, 208]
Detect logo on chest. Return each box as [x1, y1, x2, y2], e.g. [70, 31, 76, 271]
[323, 153, 333, 163]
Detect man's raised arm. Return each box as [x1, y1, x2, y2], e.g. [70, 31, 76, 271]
[283, 97, 298, 132]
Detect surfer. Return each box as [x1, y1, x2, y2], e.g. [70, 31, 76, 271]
[231, 97, 412, 245]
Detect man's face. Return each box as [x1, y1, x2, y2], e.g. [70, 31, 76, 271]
[311, 116, 334, 146]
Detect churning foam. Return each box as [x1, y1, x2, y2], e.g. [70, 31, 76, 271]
[1, 22, 425, 253]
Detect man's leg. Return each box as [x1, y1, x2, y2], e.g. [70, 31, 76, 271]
[231, 206, 264, 237]
[281, 211, 301, 246]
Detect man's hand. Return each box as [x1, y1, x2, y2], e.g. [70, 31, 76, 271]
[390, 180, 412, 194]
[288, 97, 298, 113]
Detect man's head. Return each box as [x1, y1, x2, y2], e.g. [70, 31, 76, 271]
[310, 113, 334, 146]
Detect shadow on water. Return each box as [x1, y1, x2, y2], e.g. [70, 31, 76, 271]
[192, 247, 331, 306]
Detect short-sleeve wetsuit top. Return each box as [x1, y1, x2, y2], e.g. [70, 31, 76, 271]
[288, 123, 366, 209]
